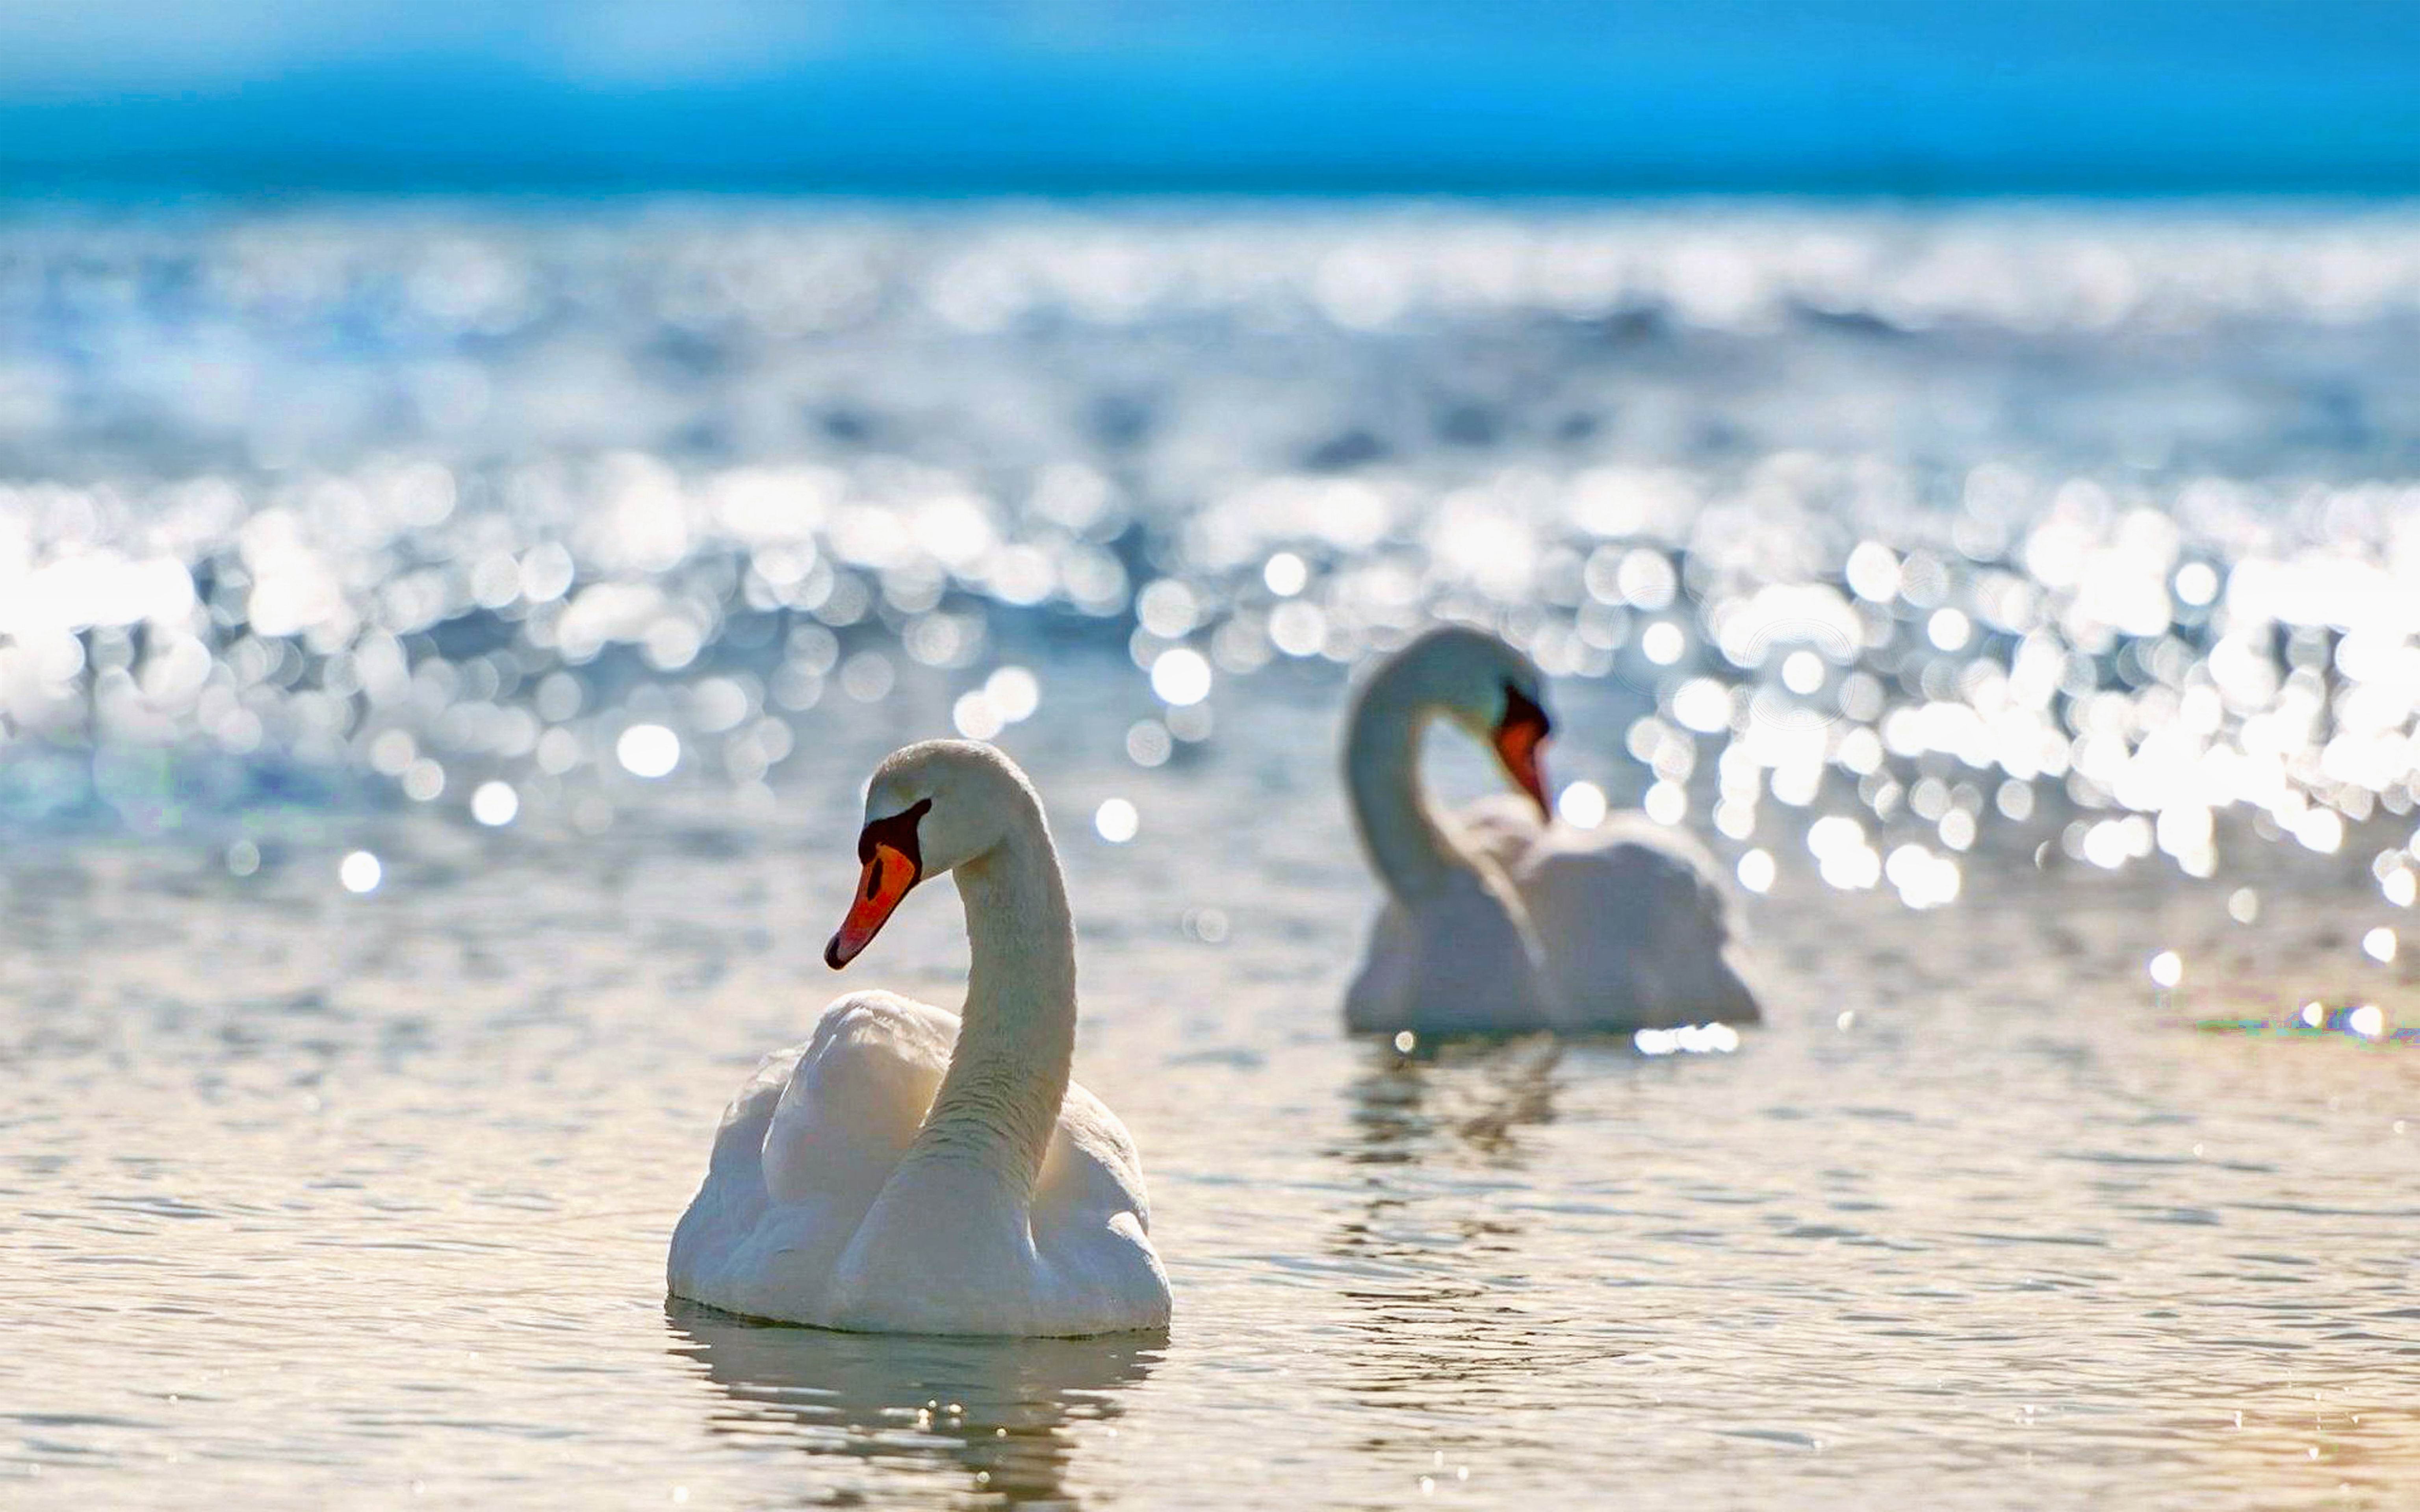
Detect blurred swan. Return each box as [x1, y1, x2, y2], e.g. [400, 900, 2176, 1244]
[669, 739, 1172, 1336]
[1342, 625, 1760, 1034]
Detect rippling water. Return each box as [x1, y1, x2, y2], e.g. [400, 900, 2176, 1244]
[4, 202, 2419, 1508]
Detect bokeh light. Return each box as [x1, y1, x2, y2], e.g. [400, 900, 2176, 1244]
[471, 781, 520, 827]
[1095, 798, 1140, 843]
[617, 725, 681, 779]
[0, 203, 2408, 939]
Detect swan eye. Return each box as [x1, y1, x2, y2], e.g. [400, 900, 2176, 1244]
[1499, 682, 1550, 741]
[856, 797, 932, 875]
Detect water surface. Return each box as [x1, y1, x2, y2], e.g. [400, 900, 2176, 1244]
[3, 202, 2419, 1508]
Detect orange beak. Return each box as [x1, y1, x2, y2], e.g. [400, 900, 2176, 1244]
[1493, 688, 1553, 818]
[826, 842, 918, 969]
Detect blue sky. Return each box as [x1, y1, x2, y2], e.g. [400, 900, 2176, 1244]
[3, 1, 2416, 193]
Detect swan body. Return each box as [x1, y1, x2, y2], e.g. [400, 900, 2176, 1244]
[669, 741, 1171, 1337]
[1343, 627, 1760, 1035]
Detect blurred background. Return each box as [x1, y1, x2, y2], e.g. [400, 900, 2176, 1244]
[4, 0, 2420, 846]
[7, 7, 2420, 1511]
[5, 0, 2420, 193]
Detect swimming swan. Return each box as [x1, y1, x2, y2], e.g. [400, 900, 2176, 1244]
[668, 739, 1172, 1336]
[1343, 625, 1761, 1035]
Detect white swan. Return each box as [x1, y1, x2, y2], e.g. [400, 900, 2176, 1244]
[1343, 625, 1761, 1035]
[668, 739, 1172, 1337]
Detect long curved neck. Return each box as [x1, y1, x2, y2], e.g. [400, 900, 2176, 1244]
[1346, 666, 1472, 902]
[911, 813, 1077, 1200]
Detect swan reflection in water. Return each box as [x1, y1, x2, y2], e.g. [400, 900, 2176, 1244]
[1329, 1036, 1583, 1431]
[1344, 1035, 1566, 1170]
[667, 1301, 1161, 1507]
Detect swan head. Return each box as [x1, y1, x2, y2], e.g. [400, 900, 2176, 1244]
[1388, 625, 1554, 816]
[826, 739, 1039, 969]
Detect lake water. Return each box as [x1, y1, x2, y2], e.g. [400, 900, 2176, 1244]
[2, 201, 2418, 1509]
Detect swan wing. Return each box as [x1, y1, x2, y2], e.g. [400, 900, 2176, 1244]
[1035, 1078, 1151, 1231]
[1345, 864, 1558, 1034]
[1451, 791, 1551, 873]
[759, 992, 955, 1204]
[1508, 815, 1762, 1027]
[668, 991, 956, 1319]
[666, 1042, 803, 1302]
[1027, 1078, 1172, 1331]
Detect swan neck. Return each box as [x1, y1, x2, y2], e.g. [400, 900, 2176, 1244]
[914, 817, 1076, 1196]
[1346, 671, 1467, 900]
